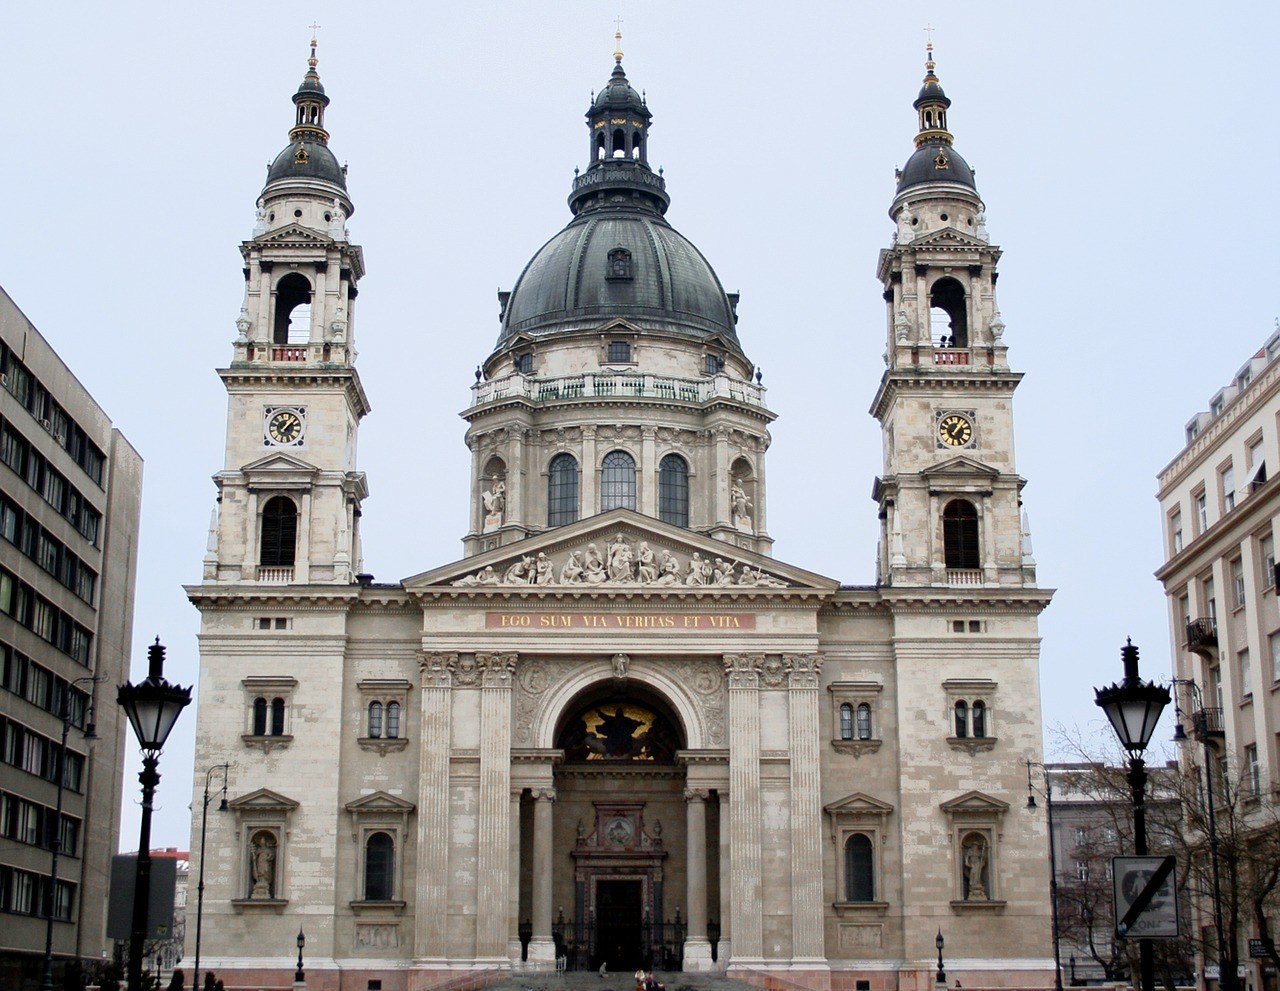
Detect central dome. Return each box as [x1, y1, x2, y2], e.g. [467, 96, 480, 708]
[497, 209, 741, 351]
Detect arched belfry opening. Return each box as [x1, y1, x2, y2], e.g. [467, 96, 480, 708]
[929, 276, 968, 347]
[517, 677, 719, 972]
[273, 272, 313, 345]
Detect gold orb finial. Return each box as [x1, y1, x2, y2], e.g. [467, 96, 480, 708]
[924, 24, 936, 73]
[613, 15, 624, 63]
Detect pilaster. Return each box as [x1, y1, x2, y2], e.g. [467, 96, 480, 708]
[724, 653, 763, 966]
[414, 652, 455, 962]
[786, 653, 827, 966]
[476, 652, 517, 962]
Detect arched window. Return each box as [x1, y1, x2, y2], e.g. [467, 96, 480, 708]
[368, 701, 383, 739]
[942, 500, 980, 570]
[386, 701, 401, 739]
[273, 273, 313, 345]
[972, 700, 986, 738]
[839, 703, 854, 741]
[364, 832, 394, 901]
[600, 450, 637, 512]
[260, 497, 298, 567]
[596, 132, 606, 160]
[252, 697, 267, 736]
[270, 697, 285, 736]
[632, 130, 643, 160]
[844, 834, 874, 902]
[856, 703, 873, 741]
[954, 700, 969, 738]
[611, 128, 626, 158]
[547, 454, 580, 526]
[658, 454, 689, 527]
[929, 277, 968, 347]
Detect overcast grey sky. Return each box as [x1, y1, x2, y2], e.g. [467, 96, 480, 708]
[2, 1, 1277, 850]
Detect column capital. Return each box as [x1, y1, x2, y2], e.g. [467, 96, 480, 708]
[418, 651, 457, 688]
[723, 653, 764, 689]
[785, 652, 824, 689]
[683, 788, 712, 803]
[530, 787, 557, 803]
[478, 652, 519, 688]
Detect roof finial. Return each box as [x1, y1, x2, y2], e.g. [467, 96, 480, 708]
[308, 21, 321, 69]
[613, 15, 624, 64]
[924, 24, 936, 73]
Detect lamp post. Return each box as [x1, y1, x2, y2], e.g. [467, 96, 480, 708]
[39, 675, 99, 991]
[1027, 760, 1065, 991]
[192, 762, 230, 991]
[935, 930, 946, 986]
[117, 638, 192, 991]
[295, 928, 306, 985]
[1171, 677, 1234, 991]
[1094, 638, 1170, 991]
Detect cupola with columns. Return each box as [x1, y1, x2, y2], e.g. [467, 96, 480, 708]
[206, 37, 370, 586]
[462, 36, 773, 557]
[871, 45, 1036, 589]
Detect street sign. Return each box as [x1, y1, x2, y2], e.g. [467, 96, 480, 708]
[1205, 966, 1248, 979]
[1112, 855, 1179, 938]
[1250, 938, 1275, 959]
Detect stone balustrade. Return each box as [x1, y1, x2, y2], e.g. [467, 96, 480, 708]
[469, 371, 767, 410]
[257, 566, 294, 584]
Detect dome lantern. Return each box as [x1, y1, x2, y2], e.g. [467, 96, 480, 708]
[894, 42, 978, 198]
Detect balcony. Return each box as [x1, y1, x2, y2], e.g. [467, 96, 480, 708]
[1191, 707, 1225, 740]
[1186, 617, 1218, 656]
[257, 566, 295, 584]
[469, 371, 768, 411]
[934, 349, 971, 366]
[946, 569, 983, 586]
[271, 346, 307, 362]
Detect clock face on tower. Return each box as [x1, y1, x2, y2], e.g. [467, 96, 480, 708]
[937, 412, 974, 448]
[265, 407, 305, 447]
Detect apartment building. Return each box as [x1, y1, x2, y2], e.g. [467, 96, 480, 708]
[0, 285, 142, 987]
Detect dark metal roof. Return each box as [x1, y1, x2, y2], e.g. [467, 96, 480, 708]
[896, 141, 976, 194]
[497, 209, 741, 352]
[264, 139, 347, 191]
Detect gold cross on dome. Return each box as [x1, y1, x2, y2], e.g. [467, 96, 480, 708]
[924, 23, 935, 53]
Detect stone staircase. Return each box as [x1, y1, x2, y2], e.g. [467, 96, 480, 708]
[488, 971, 761, 991]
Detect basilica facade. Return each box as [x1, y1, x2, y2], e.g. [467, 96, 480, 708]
[185, 37, 1055, 991]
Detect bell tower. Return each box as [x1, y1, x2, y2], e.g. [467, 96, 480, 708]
[205, 37, 370, 585]
[871, 45, 1035, 589]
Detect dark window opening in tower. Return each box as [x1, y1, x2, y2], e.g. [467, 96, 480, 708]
[547, 453, 580, 526]
[632, 129, 642, 159]
[611, 128, 626, 158]
[600, 450, 637, 511]
[513, 353, 533, 374]
[273, 273, 313, 346]
[929, 277, 968, 347]
[658, 454, 689, 527]
[942, 499, 980, 570]
[260, 496, 298, 567]
[596, 132, 607, 161]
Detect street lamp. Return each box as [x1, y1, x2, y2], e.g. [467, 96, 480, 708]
[1170, 676, 1234, 991]
[117, 638, 191, 991]
[1094, 638, 1170, 991]
[192, 762, 230, 991]
[935, 929, 946, 986]
[1027, 760, 1065, 991]
[295, 928, 306, 984]
[39, 675, 99, 991]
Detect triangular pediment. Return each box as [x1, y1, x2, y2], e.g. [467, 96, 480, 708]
[939, 790, 1010, 814]
[593, 317, 644, 336]
[824, 792, 894, 817]
[921, 455, 999, 478]
[344, 791, 416, 814]
[906, 227, 989, 250]
[404, 508, 839, 593]
[255, 223, 333, 247]
[242, 451, 319, 474]
[228, 788, 299, 813]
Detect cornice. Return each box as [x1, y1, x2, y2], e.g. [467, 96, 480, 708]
[218, 365, 372, 419]
[185, 583, 412, 611]
[411, 586, 832, 607]
[462, 394, 776, 426]
[1155, 474, 1280, 584]
[870, 369, 1022, 421]
[875, 587, 1054, 612]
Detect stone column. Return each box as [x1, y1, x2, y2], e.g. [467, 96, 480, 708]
[684, 788, 714, 970]
[786, 654, 828, 967]
[507, 428, 527, 529]
[528, 788, 557, 967]
[717, 790, 732, 968]
[640, 425, 657, 516]
[724, 654, 763, 966]
[476, 653, 517, 963]
[414, 652, 455, 962]
[713, 427, 731, 525]
[509, 789, 523, 965]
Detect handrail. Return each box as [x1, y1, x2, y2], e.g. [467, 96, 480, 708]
[470, 371, 767, 410]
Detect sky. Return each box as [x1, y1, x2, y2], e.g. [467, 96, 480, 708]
[0, 1, 1277, 850]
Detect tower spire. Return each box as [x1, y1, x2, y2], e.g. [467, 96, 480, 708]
[914, 36, 953, 148]
[290, 28, 330, 145]
[613, 16, 624, 64]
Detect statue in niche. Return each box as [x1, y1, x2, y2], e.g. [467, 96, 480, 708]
[731, 484, 753, 531]
[534, 552, 555, 585]
[559, 551, 585, 584]
[250, 832, 277, 899]
[962, 834, 989, 901]
[481, 480, 506, 533]
[636, 542, 658, 583]
[583, 544, 607, 584]
[895, 309, 911, 345]
[607, 533, 634, 582]
[611, 653, 629, 679]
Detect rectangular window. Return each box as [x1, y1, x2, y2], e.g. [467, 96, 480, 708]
[1233, 558, 1247, 609]
[1196, 492, 1209, 533]
[1223, 464, 1236, 512]
[1264, 535, 1277, 590]
[1209, 664, 1223, 710]
[606, 341, 631, 363]
[1205, 578, 1217, 621]
[1171, 511, 1183, 554]
[21, 734, 42, 775]
[1271, 632, 1280, 682]
[1247, 744, 1260, 795]
[1239, 648, 1252, 699]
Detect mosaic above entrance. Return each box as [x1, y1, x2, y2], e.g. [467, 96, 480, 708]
[558, 700, 680, 763]
[452, 532, 790, 588]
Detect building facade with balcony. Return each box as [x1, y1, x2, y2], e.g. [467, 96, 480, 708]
[1156, 327, 1280, 987]
[186, 39, 1055, 991]
[0, 286, 143, 986]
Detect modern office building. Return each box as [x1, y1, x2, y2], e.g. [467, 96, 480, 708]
[0, 286, 143, 986]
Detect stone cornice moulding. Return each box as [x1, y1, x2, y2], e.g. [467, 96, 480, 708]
[218, 366, 372, 418]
